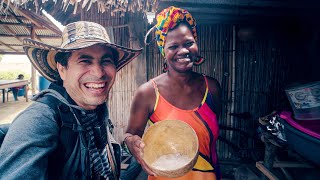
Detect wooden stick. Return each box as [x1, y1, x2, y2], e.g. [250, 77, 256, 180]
[256, 161, 279, 180]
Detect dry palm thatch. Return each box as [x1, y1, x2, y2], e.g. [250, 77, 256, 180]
[1, 0, 159, 16]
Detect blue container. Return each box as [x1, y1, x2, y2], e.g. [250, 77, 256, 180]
[17, 89, 25, 97]
[38, 76, 51, 91]
[280, 113, 320, 166]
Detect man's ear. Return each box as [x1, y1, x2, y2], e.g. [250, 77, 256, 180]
[56, 62, 66, 81]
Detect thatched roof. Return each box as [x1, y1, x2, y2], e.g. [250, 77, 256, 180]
[2, 0, 159, 25]
[0, 1, 62, 54]
[3, 0, 320, 25]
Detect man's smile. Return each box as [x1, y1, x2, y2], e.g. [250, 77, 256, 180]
[84, 82, 107, 89]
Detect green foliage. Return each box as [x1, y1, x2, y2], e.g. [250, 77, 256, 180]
[0, 71, 30, 80]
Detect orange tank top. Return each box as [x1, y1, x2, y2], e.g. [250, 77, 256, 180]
[148, 75, 220, 180]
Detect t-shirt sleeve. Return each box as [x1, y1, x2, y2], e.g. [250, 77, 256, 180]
[0, 102, 59, 179]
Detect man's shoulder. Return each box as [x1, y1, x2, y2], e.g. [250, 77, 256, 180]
[16, 100, 57, 121]
[8, 100, 59, 136]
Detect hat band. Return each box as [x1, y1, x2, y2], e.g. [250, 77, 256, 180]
[60, 34, 110, 48]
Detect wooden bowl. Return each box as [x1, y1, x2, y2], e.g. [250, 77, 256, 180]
[142, 120, 199, 178]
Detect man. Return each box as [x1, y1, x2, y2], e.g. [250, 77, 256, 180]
[0, 21, 142, 179]
[10, 74, 25, 101]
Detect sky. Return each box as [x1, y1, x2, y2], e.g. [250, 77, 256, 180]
[1, 55, 29, 63]
[42, 10, 65, 31]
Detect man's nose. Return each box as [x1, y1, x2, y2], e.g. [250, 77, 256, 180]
[91, 64, 106, 78]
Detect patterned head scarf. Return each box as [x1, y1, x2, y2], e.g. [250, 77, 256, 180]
[155, 6, 197, 57]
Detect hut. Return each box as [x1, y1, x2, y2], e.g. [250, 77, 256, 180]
[0, 1, 62, 94]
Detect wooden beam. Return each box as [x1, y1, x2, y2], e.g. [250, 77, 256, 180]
[272, 161, 315, 168]
[0, 15, 28, 21]
[7, 3, 42, 28]
[0, 34, 60, 38]
[0, 40, 19, 52]
[21, 8, 62, 35]
[0, 22, 31, 27]
[7, 3, 62, 35]
[25, 25, 43, 42]
[273, 157, 293, 180]
[5, 6, 24, 24]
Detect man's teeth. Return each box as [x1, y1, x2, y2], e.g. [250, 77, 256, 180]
[85, 83, 105, 88]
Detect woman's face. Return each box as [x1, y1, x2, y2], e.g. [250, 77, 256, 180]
[163, 23, 199, 73]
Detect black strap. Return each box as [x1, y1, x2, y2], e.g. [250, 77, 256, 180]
[36, 95, 89, 180]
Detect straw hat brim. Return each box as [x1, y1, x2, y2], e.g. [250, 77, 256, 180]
[23, 38, 143, 82]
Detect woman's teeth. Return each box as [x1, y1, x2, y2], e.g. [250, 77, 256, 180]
[177, 58, 191, 62]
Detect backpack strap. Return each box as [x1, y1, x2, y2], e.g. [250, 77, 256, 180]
[36, 95, 83, 131]
[35, 95, 90, 179]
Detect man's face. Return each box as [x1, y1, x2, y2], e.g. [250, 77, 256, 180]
[57, 44, 116, 110]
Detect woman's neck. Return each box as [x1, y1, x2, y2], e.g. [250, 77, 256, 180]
[166, 70, 195, 86]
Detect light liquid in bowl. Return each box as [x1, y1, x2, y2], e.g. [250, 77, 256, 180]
[151, 153, 190, 171]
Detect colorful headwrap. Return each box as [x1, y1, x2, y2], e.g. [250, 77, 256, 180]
[155, 6, 197, 57]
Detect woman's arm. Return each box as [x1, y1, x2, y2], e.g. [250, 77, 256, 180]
[124, 81, 157, 176]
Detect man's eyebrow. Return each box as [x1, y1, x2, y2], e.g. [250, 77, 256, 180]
[78, 54, 94, 59]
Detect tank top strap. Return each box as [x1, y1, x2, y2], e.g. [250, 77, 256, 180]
[150, 79, 160, 111]
[201, 74, 209, 105]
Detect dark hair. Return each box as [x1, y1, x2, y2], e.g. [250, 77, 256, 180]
[54, 52, 71, 83]
[17, 74, 24, 79]
[55, 52, 72, 67]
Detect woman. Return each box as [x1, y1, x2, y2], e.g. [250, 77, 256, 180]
[124, 6, 221, 179]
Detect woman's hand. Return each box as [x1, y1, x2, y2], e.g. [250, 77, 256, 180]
[125, 135, 157, 176]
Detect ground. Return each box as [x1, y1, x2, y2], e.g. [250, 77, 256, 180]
[0, 92, 33, 125]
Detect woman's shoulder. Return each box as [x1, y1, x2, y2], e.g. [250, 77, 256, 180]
[202, 75, 221, 95]
[136, 79, 155, 94]
[134, 75, 164, 100]
[206, 76, 220, 87]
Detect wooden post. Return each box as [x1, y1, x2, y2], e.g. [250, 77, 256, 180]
[128, 20, 147, 87]
[261, 141, 277, 180]
[30, 24, 37, 95]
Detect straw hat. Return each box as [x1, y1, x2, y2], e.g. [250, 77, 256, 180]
[23, 21, 143, 82]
